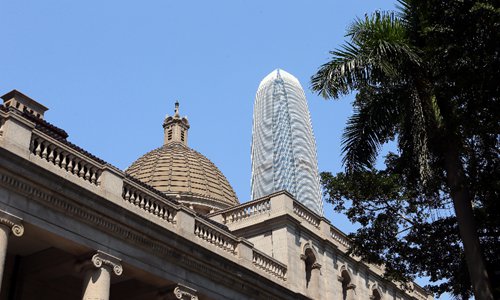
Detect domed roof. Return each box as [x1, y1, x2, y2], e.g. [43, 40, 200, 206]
[126, 102, 239, 214]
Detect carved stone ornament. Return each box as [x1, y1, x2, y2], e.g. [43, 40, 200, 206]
[312, 262, 322, 270]
[78, 250, 123, 276]
[174, 285, 198, 300]
[0, 210, 24, 237]
[159, 283, 198, 300]
[92, 250, 123, 276]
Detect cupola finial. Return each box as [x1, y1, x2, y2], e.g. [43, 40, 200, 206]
[163, 101, 190, 146]
[174, 101, 180, 117]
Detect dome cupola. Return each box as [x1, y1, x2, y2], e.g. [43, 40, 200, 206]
[127, 102, 239, 214]
[163, 101, 189, 146]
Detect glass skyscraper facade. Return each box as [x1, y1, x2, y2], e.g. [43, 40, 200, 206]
[251, 69, 323, 215]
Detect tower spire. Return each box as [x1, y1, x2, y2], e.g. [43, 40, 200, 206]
[163, 101, 190, 146]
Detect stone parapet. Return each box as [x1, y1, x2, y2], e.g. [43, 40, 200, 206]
[208, 190, 431, 300]
[0, 103, 290, 290]
[0, 108, 36, 159]
[0, 92, 431, 300]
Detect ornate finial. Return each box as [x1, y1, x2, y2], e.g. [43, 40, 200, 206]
[163, 101, 189, 146]
[174, 101, 180, 117]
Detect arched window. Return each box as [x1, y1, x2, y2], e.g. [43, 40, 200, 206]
[300, 243, 321, 299]
[370, 284, 382, 300]
[371, 288, 381, 300]
[304, 248, 316, 288]
[338, 266, 356, 300]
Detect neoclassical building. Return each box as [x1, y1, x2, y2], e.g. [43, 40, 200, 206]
[0, 89, 432, 300]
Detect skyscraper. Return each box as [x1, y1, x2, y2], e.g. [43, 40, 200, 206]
[251, 69, 323, 215]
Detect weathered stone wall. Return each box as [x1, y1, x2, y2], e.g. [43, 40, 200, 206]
[213, 191, 432, 300]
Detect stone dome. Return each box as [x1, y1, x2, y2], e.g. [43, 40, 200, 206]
[126, 102, 239, 214]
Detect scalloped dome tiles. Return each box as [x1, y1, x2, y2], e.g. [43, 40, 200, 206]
[126, 102, 238, 214]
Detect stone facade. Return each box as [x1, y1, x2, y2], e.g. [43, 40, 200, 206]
[0, 89, 432, 300]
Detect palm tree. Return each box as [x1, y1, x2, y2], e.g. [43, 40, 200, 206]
[311, 4, 494, 299]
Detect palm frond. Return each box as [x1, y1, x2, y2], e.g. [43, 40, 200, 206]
[348, 11, 421, 68]
[311, 42, 375, 99]
[311, 10, 420, 99]
[398, 88, 432, 185]
[342, 87, 399, 172]
[395, 0, 412, 23]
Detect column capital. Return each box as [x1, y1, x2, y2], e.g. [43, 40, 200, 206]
[159, 283, 198, 300]
[80, 250, 123, 276]
[0, 210, 24, 237]
[92, 251, 122, 276]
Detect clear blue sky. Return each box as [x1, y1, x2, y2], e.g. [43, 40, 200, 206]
[1, 1, 450, 298]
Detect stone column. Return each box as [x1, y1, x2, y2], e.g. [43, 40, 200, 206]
[80, 250, 122, 300]
[0, 211, 24, 294]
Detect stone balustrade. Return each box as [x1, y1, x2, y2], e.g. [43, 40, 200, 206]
[122, 179, 177, 224]
[194, 219, 237, 255]
[0, 107, 292, 286]
[412, 284, 431, 300]
[0, 104, 430, 296]
[221, 197, 271, 224]
[252, 248, 287, 281]
[329, 226, 350, 248]
[30, 132, 102, 186]
[292, 201, 320, 228]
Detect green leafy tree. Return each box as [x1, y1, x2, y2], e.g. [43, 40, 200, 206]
[311, 1, 499, 299]
[321, 154, 499, 298]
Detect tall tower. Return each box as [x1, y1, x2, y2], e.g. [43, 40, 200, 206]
[251, 69, 323, 215]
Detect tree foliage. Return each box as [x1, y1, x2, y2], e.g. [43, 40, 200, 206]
[322, 153, 499, 298]
[312, 0, 500, 298]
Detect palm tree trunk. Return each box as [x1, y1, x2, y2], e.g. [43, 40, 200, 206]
[444, 142, 493, 300]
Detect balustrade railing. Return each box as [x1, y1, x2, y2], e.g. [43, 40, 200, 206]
[194, 220, 237, 255]
[30, 132, 102, 186]
[122, 180, 176, 224]
[292, 202, 320, 228]
[413, 284, 430, 300]
[221, 197, 271, 224]
[329, 227, 350, 248]
[252, 249, 287, 281]
[3, 108, 295, 287]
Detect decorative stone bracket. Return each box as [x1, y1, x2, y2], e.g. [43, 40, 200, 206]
[312, 262, 322, 270]
[337, 275, 356, 289]
[0, 211, 24, 237]
[301, 253, 322, 276]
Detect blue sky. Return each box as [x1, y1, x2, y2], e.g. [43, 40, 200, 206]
[1, 1, 450, 298]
